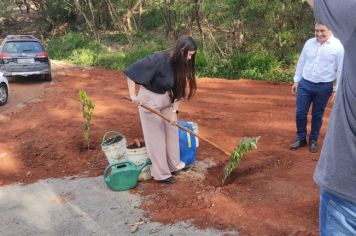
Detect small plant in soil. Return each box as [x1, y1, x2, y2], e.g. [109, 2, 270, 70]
[222, 136, 260, 184]
[79, 89, 95, 150]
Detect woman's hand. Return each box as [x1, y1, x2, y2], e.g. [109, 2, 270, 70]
[130, 94, 140, 106]
[127, 77, 140, 106]
[170, 111, 178, 125]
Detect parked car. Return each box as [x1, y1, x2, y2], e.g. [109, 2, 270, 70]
[0, 72, 9, 106]
[0, 35, 51, 81]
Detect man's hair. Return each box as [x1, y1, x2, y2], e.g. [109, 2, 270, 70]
[315, 21, 330, 30]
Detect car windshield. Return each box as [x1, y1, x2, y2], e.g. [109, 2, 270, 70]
[3, 41, 43, 53]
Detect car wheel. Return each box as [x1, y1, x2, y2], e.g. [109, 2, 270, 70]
[43, 73, 52, 81]
[0, 83, 8, 106]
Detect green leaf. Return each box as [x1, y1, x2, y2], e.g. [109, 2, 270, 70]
[222, 136, 260, 184]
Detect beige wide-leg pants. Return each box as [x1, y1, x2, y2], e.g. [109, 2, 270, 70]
[137, 86, 185, 181]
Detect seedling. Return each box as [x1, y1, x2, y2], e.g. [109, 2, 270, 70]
[222, 136, 260, 184]
[79, 89, 95, 150]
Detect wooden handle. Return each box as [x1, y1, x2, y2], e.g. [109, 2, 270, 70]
[124, 97, 231, 156]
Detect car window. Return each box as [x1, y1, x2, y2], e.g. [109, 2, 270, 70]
[2, 41, 43, 53]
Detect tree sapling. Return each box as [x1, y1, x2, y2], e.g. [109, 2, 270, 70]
[79, 89, 95, 150]
[222, 136, 260, 184]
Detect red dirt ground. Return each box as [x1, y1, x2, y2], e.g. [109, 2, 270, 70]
[0, 63, 333, 235]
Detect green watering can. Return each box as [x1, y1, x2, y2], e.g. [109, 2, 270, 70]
[104, 159, 152, 191]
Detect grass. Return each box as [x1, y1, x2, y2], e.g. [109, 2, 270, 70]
[45, 32, 296, 82]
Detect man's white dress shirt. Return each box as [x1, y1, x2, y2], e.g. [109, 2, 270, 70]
[293, 35, 344, 89]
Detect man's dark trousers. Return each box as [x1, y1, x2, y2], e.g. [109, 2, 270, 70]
[296, 78, 333, 142]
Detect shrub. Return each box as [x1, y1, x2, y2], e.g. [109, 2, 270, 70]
[141, 9, 164, 31]
[96, 52, 126, 69]
[46, 32, 101, 60]
[70, 48, 96, 66]
[122, 41, 167, 66]
[47, 33, 296, 82]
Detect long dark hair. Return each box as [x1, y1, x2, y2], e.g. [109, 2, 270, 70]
[169, 35, 197, 102]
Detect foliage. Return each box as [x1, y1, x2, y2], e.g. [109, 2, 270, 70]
[196, 49, 293, 81]
[0, 0, 15, 17]
[222, 137, 260, 184]
[46, 33, 167, 69]
[46, 32, 100, 59]
[79, 89, 95, 150]
[1, 0, 315, 82]
[140, 9, 164, 31]
[35, 0, 76, 33]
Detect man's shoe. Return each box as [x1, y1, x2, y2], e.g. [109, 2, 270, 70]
[289, 139, 307, 149]
[157, 176, 176, 184]
[309, 140, 318, 153]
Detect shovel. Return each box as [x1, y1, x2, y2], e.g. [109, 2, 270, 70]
[124, 97, 231, 156]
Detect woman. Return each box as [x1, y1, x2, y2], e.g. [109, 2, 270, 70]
[124, 35, 197, 184]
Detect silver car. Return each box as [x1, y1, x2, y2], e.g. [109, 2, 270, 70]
[0, 35, 51, 81]
[0, 72, 9, 106]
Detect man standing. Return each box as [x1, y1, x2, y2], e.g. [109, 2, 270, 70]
[290, 22, 344, 153]
[306, 0, 356, 235]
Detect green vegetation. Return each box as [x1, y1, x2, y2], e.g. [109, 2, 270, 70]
[1, 0, 314, 82]
[79, 89, 95, 151]
[45, 32, 297, 81]
[46, 32, 167, 70]
[222, 137, 260, 184]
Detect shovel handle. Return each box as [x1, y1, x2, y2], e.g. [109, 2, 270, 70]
[124, 97, 231, 157]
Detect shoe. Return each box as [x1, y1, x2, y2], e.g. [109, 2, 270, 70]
[157, 176, 176, 184]
[289, 139, 307, 149]
[171, 164, 194, 176]
[182, 163, 194, 171]
[309, 140, 318, 153]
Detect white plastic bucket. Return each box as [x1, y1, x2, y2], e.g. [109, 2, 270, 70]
[127, 142, 152, 181]
[101, 131, 128, 164]
[187, 122, 199, 148]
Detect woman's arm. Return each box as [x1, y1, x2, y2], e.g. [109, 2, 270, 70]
[127, 77, 140, 106]
[172, 100, 180, 112]
[170, 100, 181, 124]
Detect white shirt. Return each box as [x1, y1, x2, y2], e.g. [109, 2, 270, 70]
[293, 35, 344, 89]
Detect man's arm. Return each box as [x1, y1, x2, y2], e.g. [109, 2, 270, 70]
[335, 45, 344, 91]
[292, 42, 308, 94]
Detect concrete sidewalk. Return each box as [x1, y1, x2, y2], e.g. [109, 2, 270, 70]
[0, 176, 236, 236]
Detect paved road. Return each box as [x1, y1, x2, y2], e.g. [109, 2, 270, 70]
[0, 61, 64, 119]
[0, 176, 236, 236]
[0, 75, 48, 120]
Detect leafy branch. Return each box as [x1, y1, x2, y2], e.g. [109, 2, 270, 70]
[79, 89, 95, 150]
[222, 136, 260, 184]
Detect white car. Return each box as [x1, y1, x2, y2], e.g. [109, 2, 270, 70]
[0, 72, 9, 106]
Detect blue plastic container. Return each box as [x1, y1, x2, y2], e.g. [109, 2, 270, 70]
[178, 121, 197, 165]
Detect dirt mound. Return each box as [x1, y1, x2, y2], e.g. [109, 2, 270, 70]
[0, 64, 330, 235]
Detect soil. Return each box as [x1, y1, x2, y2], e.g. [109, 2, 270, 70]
[0, 62, 332, 235]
